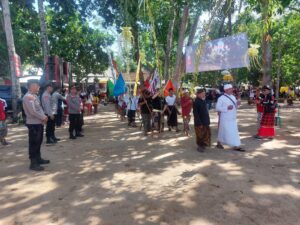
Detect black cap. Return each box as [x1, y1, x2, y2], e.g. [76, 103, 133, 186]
[27, 79, 40, 87]
[196, 88, 205, 94]
[44, 81, 53, 88]
[262, 85, 271, 90]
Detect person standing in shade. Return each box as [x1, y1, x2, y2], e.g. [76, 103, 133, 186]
[164, 88, 180, 132]
[216, 84, 245, 152]
[181, 89, 193, 136]
[257, 85, 277, 139]
[138, 89, 152, 136]
[152, 88, 165, 132]
[0, 98, 8, 145]
[52, 85, 65, 129]
[253, 88, 264, 138]
[92, 93, 100, 114]
[67, 86, 84, 139]
[193, 89, 211, 152]
[23, 80, 49, 171]
[41, 82, 56, 144]
[127, 94, 139, 127]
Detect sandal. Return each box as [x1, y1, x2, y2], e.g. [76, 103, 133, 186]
[216, 144, 224, 149]
[233, 147, 245, 152]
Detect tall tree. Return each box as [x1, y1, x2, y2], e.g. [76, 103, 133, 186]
[0, 0, 21, 119]
[37, 0, 49, 66]
[173, 5, 189, 89]
[163, 9, 176, 80]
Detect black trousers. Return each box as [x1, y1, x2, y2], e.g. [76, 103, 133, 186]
[77, 113, 84, 132]
[27, 124, 44, 160]
[69, 114, 81, 135]
[55, 108, 63, 127]
[127, 110, 136, 124]
[46, 115, 55, 138]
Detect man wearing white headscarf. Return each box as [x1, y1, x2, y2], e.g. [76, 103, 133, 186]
[216, 84, 245, 151]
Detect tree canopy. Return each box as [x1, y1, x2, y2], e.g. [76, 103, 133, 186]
[1, 0, 299, 86]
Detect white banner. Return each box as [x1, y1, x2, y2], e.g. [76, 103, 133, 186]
[186, 33, 250, 73]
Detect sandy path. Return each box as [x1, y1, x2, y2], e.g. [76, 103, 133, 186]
[0, 103, 299, 225]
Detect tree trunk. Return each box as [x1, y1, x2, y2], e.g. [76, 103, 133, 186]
[228, 0, 234, 35]
[262, 34, 272, 85]
[1, 0, 21, 120]
[238, 0, 243, 14]
[173, 6, 189, 89]
[187, 13, 200, 46]
[37, 0, 49, 67]
[276, 35, 282, 99]
[132, 23, 144, 86]
[218, 15, 226, 37]
[261, 1, 272, 86]
[163, 10, 176, 80]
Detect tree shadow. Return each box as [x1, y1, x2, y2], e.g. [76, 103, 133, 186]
[0, 104, 299, 225]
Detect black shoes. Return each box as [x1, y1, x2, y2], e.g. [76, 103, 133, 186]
[29, 159, 44, 171]
[69, 134, 77, 139]
[76, 133, 84, 137]
[53, 137, 61, 142]
[46, 137, 56, 144]
[38, 158, 50, 164]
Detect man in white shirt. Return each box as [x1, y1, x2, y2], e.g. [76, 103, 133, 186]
[216, 84, 245, 152]
[126, 94, 139, 127]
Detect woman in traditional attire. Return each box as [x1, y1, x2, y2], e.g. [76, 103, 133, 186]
[164, 88, 180, 132]
[257, 85, 277, 139]
[181, 89, 193, 136]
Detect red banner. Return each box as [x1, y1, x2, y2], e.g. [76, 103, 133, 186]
[11, 54, 22, 77]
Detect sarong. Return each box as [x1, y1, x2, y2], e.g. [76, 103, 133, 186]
[258, 112, 276, 137]
[167, 106, 178, 127]
[195, 125, 211, 147]
[183, 116, 191, 132]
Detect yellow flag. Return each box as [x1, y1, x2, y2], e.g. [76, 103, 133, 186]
[133, 59, 141, 96]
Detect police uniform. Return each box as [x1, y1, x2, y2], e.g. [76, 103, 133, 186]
[42, 89, 56, 143]
[23, 80, 50, 171]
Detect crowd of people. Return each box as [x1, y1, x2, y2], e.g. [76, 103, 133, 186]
[115, 84, 278, 153]
[6, 78, 279, 172]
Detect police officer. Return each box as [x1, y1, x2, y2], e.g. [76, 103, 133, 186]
[23, 80, 50, 171]
[41, 82, 56, 144]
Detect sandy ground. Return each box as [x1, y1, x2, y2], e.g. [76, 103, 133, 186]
[0, 102, 299, 225]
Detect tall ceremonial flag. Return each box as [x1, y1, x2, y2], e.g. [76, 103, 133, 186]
[164, 79, 175, 97]
[149, 70, 160, 94]
[113, 73, 126, 97]
[133, 59, 141, 96]
[112, 59, 119, 78]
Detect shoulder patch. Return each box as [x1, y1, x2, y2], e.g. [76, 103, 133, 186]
[27, 95, 35, 101]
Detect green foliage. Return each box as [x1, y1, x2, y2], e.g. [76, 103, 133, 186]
[0, 0, 114, 81]
[46, 9, 114, 81]
[0, 2, 41, 77]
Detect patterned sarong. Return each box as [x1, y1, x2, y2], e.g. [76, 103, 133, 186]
[258, 112, 276, 137]
[195, 125, 211, 147]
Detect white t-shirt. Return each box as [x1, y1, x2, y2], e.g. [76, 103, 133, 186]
[0, 98, 7, 110]
[127, 96, 139, 110]
[165, 95, 176, 106]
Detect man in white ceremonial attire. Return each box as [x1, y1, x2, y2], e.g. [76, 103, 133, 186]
[216, 84, 245, 152]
